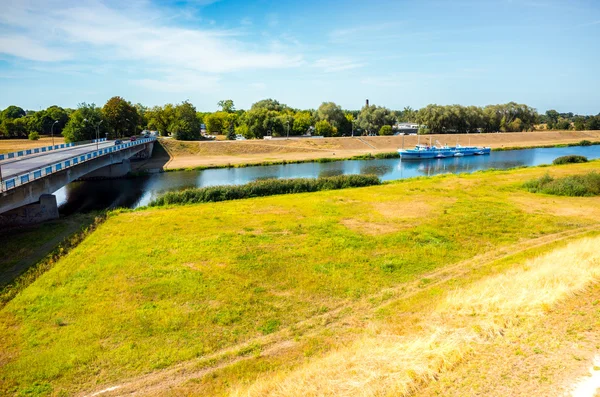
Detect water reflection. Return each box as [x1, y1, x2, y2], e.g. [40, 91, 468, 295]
[55, 145, 600, 215]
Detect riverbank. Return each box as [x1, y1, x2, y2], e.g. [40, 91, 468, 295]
[2, 161, 600, 396]
[133, 130, 600, 171]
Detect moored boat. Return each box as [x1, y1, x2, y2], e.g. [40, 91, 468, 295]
[398, 143, 491, 160]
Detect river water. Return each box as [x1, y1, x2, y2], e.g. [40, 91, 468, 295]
[55, 145, 600, 215]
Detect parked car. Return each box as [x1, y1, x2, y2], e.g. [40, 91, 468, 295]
[130, 136, 137, 141]
[235, 134, 246, 140]
[114, 139, 122, 145]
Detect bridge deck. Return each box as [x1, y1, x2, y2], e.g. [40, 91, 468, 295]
[1, 140, 118, 179]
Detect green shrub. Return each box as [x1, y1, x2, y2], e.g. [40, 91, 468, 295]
[579, 140, 592, 146]
[28, 131, 40, 140]
[150, 174, 381, 206]
[379, 125, 393, 136]
[523, 172, 600, 196]
[374, 152, 400, 159]
[552, 155, 588, 165]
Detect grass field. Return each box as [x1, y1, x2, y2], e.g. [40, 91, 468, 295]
[0, 137, 66, 154]
[1, 161, 600, 396]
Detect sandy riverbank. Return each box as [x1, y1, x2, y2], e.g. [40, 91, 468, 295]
[134, 130, 600, 170]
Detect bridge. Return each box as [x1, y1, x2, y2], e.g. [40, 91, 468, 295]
[0, 137, 156, 226]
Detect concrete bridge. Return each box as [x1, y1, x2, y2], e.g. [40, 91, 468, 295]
[0, 137, 155, 226]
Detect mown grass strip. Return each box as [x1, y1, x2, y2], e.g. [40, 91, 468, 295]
[149, 174, 381, 206]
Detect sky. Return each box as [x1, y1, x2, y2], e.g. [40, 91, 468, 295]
[0, 0, 599, 113]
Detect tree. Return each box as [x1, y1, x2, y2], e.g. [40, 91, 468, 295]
[205, 112, 230, 135]
[170, 101, 201, 141]
[585, 116, 600, 130]
[315, 120, 336, 137]
[379, 125, 393, 136]
[399, 106, 417, 122]
[293, 111, 313, 135]
[315, 102, 345, 128]
[250, 99, 288, 112]
[102, 96, 139, 139]
[147, 104, 175, 136]
[1, 105, 26, 120]
[358, 104, 396, 135]
[217, 99, 235, 113]
[573, 116, 586, 131]
[62, 103, 107, 143]
[546, 110, 559, 129]
[555, 118, 571, 130]
[0, 118, 28, 138]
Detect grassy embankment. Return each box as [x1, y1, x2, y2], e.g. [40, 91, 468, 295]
[153, 130, 600, 171]
[1, 161, 600, 396]
[155, 138, 600, 173]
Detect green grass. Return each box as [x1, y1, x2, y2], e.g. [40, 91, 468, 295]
[149, 174, 381, 206]
[1, 162, 600, 396]
[524, 171, 600, 196]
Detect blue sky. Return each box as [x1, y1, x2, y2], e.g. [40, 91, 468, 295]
[0, 0, 599, 113]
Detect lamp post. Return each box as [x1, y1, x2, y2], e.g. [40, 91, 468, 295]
[95, 120, 103, 150]
[124, 118, 130, 139]
[51, 120, 59, 146]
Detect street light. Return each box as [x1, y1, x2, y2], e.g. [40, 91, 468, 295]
[124, 118, 130, 139]
[51, 120, 59, 146]
[95, 120, 103, 150]
[83, 118, 103, 150]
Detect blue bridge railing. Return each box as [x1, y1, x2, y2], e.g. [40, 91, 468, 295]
[1, 137, 155, 192]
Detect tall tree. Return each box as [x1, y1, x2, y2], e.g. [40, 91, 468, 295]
[358, 104, 396, 135]
[62, 103, 108, 143]
[102, 96, 139, 139]
[217, 99, 235, 113]
[1, 106, 26, 120]
[147, 104, 175, 136]
[170, 101, 201, 141]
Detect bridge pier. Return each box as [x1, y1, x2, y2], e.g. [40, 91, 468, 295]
[79, 159, 131, 180]
[0, 194, 59, 227]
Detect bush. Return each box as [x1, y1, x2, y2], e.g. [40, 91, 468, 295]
[28, 132, 40, 141]
[579, 140, 592, 146]
[523, 172, 600, 197]
[552, 155, 588, 165]
[150, 174, 381, 206]
[379, 125, 393, 136]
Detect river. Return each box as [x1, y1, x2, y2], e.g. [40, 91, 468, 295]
[55, 145, 600, 215]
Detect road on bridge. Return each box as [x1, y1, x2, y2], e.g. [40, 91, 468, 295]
[0, 140, 122, 180]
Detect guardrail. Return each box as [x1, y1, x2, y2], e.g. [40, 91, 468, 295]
[0, 138, 107, 161]
[1, 137, 155, 192]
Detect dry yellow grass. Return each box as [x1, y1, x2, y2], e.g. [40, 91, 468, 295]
[0, 137, 65, 153]
[235, 237, 600, 397]
[156, 130, 600, 169]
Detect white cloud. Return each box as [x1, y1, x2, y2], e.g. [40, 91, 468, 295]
[0, 35, 71, 62]
[0, 0, 303, 81]
[313, 57, 364, 72]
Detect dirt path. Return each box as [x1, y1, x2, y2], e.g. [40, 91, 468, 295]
[80, 225, 600, 397]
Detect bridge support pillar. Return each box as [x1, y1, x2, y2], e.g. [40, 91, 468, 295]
[79, 159, 131, 180]
[0, 194, 59, 227]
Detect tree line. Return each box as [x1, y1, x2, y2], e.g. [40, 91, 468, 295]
[1, 98, 599, 142]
